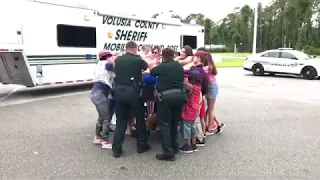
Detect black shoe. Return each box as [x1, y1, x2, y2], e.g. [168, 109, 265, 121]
[112, 146, 122, 158]
[192, 144, 198, 152]
[179, 145, 193, 154]
[155, 154, 175, 161]
[196, 138, 205, 147]
[113, 151, 122, 158]
[137, 144, 151, 153]
[215, 123, 226, 134]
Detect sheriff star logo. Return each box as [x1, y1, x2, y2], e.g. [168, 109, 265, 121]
[107, 31, 113, 39]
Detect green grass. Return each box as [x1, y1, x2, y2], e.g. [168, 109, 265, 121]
[213, 53, 251, 57]
[216, 58, 244, 68]
[215, 52, 320, 59]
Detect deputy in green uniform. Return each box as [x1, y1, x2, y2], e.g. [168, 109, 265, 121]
[112, 41, 150, 158]
[150, 48, 187, 161]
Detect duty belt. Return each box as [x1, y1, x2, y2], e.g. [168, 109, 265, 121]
[117, 84, 131, 88]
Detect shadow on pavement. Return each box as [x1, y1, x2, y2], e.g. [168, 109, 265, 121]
[243, 73, 320, 80]
[1, 83, 93, 101]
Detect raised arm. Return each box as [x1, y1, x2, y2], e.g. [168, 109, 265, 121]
[137, 56, 148, 71]
[183, 80, 194, 97]
[105, 55, 119, 71]
[150, 64, 162, 76]
[178, 56, 193, 66]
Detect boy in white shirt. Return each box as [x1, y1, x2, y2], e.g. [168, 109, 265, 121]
[91, 50, 116, 149]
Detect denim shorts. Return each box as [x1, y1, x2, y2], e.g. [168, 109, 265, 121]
[181, 120, 197, 139]
[206, 81, 219, 99]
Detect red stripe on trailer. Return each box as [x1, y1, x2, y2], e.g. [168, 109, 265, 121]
[36, 79, 94, 86]
[0, 49, 9, 52]
[14, 49, 23, 52]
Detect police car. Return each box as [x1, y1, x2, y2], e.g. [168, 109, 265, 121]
[243, 48, 319, 80]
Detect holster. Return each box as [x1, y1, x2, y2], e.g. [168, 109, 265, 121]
[157, 88, 187, 102]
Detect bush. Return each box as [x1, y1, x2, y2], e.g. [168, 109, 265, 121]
[303, 46, 320, 55]
[208, 47, 231, 53]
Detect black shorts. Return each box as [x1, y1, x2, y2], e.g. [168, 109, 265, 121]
[141, 86, 155, 101]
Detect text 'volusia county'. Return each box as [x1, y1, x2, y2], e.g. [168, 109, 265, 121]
[102, 16, 160, 30]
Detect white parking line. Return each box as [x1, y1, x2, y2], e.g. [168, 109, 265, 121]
[0, 90, 90, 107]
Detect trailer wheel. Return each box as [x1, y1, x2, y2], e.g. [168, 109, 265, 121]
[301, 66, 317, 80]
[252, 64, 264, 76]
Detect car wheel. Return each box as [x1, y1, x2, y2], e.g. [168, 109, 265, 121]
[252, 64, 264, 76]
[301, 67, 317, 80]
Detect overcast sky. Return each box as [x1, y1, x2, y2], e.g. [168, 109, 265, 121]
[27, 0, 273, 22]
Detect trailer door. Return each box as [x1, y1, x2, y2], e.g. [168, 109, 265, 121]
[0, 50, 36, 87]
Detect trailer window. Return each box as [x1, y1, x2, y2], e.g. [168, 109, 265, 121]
[57, 24, 97, 48]
[181, 35, 197, 49]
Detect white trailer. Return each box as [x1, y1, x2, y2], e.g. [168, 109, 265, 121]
[0, 0, 205, 87]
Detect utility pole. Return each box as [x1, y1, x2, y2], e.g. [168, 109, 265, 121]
[252, 2, 258, 54]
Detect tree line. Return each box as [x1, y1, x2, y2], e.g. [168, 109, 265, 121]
[153, 0, 320, 55]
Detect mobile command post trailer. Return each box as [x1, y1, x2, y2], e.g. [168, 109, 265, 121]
[0, 0, 205, 87]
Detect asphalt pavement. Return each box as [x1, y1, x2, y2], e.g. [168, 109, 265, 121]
[1, 68, 320, 179]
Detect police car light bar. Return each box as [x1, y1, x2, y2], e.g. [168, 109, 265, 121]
[278, 48, 293, 50]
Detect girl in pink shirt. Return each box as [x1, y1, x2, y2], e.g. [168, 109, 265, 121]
[195, 50, 225, 135]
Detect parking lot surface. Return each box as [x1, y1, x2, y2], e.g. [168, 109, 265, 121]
[0, 68, 319, 179]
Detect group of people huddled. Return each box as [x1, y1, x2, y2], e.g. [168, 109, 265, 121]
[90, 41, 225, 161]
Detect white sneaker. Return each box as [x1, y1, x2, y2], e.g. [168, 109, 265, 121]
[93, 136, 103, 144]
[125, 130, 131, 135]
[101, 141, 112, 149]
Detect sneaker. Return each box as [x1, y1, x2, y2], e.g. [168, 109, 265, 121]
[206, 129, 214, 136]
[125, 129, 131, 135]
[211, 124, 217, 131]
[215, 123, 226, 134]
[101, 141, 112, 149]
[192, 144, 198, 152]
[179, 145, 193, 154]
[196, 138, 205, 147]
[93, 136, 103, 144]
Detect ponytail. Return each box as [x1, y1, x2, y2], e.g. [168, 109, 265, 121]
[196, 51, 217, 75]
[205, 53, 217, 75]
